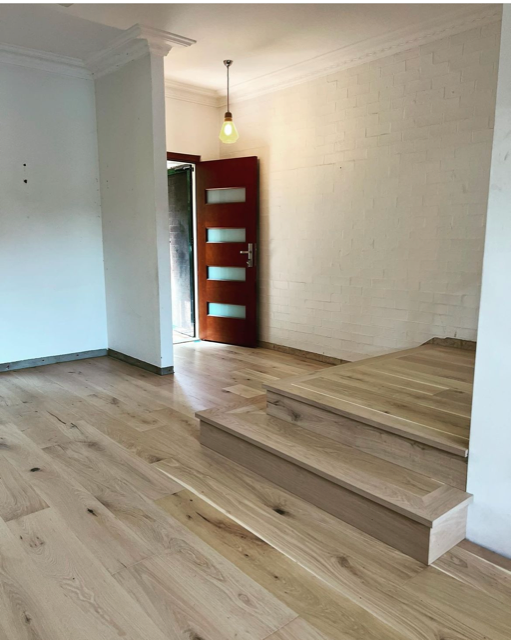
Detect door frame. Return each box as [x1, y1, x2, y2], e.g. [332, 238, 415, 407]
[167, 152, 201, 343]
[167, 152, 201, 164]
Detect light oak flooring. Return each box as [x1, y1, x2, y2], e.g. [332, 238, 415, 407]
[266, 344, 474, 456]
[0, 341, 509, 640]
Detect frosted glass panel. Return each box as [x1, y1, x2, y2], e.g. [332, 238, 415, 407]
[207, 228, 246, 243]
[206, 188, 246, 204]
[208, 303, 246, 319]
[208, 267, 246, 281]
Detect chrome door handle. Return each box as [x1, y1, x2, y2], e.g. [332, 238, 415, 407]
[240, 243, 254, 267]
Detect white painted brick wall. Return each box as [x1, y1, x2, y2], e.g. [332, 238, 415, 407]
[220, 23, 500, 361]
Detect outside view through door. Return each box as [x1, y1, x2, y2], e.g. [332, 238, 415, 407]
[196, 157, 258, 347]
[168, 164, 195, 343]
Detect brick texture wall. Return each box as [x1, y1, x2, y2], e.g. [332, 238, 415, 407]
[220, 23, 500, 361]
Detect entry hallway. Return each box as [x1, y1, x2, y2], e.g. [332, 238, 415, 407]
[0, 343, 510, 640]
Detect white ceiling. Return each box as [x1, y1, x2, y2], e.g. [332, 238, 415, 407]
[0, 4, 122, 59]
[0, 3, 497, 90]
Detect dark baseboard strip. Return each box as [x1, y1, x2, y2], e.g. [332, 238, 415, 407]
[0, 349, 108, 373]
[107, 349, 174, 376]
[424, 337, 477, 351]
[258, 341, 349, 366]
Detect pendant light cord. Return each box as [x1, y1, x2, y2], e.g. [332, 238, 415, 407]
[226, 63, 230, 113]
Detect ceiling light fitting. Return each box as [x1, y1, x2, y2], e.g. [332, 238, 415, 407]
[219, 59, 239, 144]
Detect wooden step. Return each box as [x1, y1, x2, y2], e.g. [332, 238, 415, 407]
[197, 403, 472, 564]
[266, 392, 468, 489]
[264, 345, 473, 488]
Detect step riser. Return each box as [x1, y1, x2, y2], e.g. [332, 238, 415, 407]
[267, 391, 467, 490]
[200, 421, 468, 565]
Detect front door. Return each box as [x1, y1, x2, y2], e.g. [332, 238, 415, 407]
[196, 156, 258, 347]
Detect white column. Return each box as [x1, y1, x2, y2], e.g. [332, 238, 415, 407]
[90, 25, 194, 370]
[466, 7, 511, 558]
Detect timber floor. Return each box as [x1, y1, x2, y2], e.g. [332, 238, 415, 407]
[0, 341, 509, 640]
[266, 344, 474, 456]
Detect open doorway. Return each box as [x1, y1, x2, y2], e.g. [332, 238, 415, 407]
[167, 152, 200, 345]
[168, 153, 259, 348]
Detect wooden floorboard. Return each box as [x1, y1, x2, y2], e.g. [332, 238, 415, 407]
[265, 345, 474, 455]
[156, 489, 410, 640]
[0, 341, 507, 640]
[197, 403, 471, 527]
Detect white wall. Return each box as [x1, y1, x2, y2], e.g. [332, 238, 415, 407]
[0, 63, 107, 363]
[467, 9, 511, 558]
[220, 24, 500, 361]
[165, 97, 220, 160]
[96, 54, 174, 369]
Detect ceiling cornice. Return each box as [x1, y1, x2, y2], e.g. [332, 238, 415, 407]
[0, 24, 195, 81]
[0, 42, 90, 79]
[227, 5, 503, 104]
[164, 79, 219, 107]
[85, 24, 196, 79]
[0, 7, 501, 90]
[166, 5, 502, 109]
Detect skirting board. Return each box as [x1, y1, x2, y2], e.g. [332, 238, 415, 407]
[258, 341, 349, 366]
[424, 337, 476, 351]
[0, 349, 108, 372]
[107, 349, 174, 376]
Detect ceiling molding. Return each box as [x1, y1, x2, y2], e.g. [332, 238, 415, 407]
[164, 79, 219, 107]
[168, 5, 501, 108]
[0, 24, 196, 81]
[85, 23, 196, 79]
[0, 42, 90, 79]
[227, 5, 502, 104]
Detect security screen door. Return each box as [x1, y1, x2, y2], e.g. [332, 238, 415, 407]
[196, 156, 258, 347]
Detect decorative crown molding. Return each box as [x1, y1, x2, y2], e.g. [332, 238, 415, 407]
[164, 5, 501, 109]
[164, 79, 219, 107]
[0, 23, 195, 81]
[226, 5, 502, 104]
[85, 23, 196, 79]
[0, 42, 90, 79]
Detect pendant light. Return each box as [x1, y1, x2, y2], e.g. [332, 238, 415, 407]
[219, 60, 239, 144]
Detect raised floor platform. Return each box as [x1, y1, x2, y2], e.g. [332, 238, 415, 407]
[198, 344, 475, 564]
[266, 345, 473, 457]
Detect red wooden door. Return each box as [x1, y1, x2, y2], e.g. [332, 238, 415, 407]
[196, 156, 258, 347]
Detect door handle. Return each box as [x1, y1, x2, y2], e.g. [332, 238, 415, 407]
[240, 243, 255, 267]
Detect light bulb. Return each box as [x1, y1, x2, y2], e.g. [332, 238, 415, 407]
[219, 112, 239, 144]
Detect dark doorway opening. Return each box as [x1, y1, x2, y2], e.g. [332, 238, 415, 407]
[168, 161, 196, 344]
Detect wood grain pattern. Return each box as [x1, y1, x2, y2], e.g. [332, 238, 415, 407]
[267, 392, 468, 489]
[0, 341, 507, 640]
[157, 489, 409, 640]
[0, 422, 155, 575]
[154, 429, 428, 586]
[0, 454, 48, 522]
[154, 436, 487, 639]
[224, 383, 266, 398]
[198, 405, 472, 526]
[7, 508, 170, 640]
[265, 618, 332, 640]
[114, 540, 296, 640]
[400, 566, 511, 640]
[0, 516, 106, 640]
[434, 544, 511, 607]
[266, 345, 473, 456]
[45, 418, 182, 500]
[199, 420, 466, 564]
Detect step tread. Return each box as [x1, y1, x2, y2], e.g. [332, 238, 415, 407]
[197, 402, 472, 527]
[264, 345, 473, 457]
